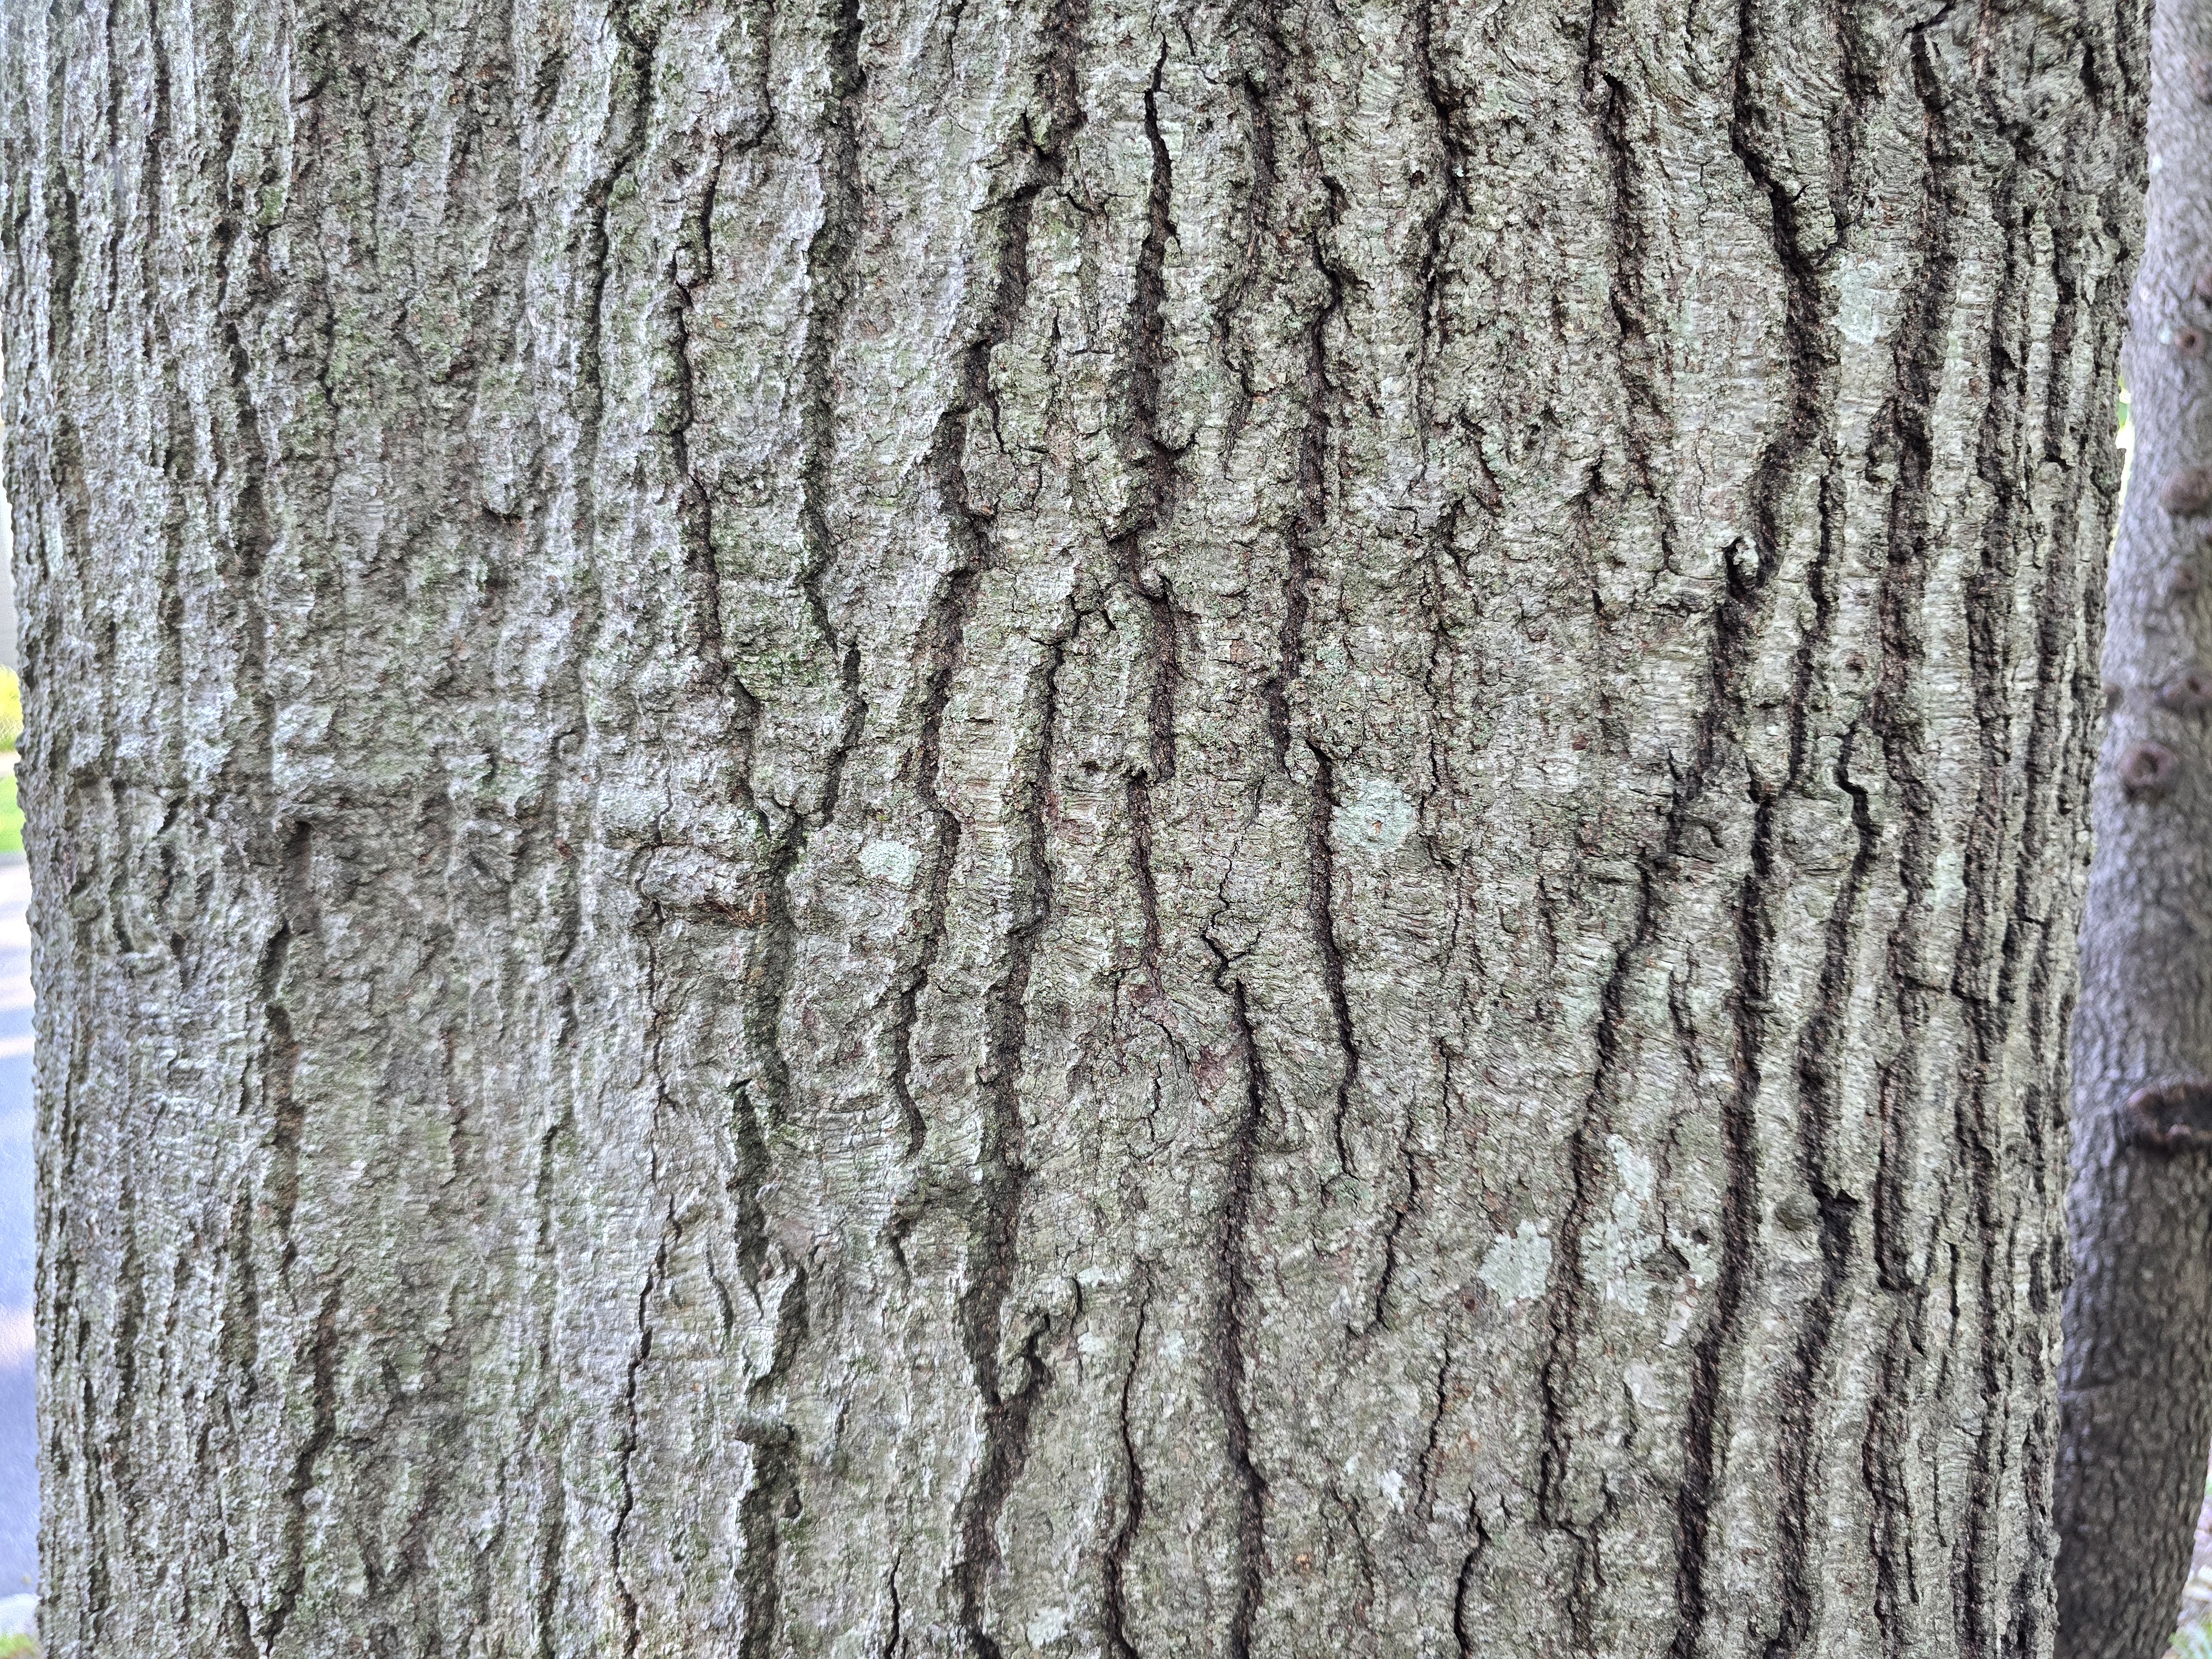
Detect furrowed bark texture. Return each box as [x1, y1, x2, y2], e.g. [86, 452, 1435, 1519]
[0, 1, 2140, 1655]
[2058, 5, 2212, 1657]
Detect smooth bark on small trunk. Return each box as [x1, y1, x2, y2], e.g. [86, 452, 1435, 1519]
[2058, 5, 2212, 1657]
[1, 1, 2140, 1655]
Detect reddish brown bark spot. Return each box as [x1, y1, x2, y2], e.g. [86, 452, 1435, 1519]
[2179, 325, 2208, 359]
[2159, 669, 2212, 712]
[2125, 1081, 2212, 1152]
[2164, 467, 2212, 516]
[2119, 740, 2181, 797]
[2174, 563, 2204, 596]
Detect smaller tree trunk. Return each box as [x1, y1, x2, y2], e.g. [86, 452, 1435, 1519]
[2057, 7, 2212, 1656]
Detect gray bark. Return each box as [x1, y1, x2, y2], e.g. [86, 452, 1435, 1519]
[2057, 4, 2212, 1656]
[0, 1, 2141, 1655]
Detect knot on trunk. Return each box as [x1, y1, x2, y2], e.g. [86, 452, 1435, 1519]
[2119, 739, 2182, 797]
[2158, 668, 2212, 712]
[2125, 1082, 2212, 1152]
[2163, 467, 2212, 516]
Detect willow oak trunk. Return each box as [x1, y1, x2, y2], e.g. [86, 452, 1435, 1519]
[2059, 3, 2212, 1656]
[0, 0, 2141, 1655]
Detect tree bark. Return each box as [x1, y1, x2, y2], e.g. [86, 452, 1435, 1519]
[0, 1, 2141, 1655]
[2057, 4, 2212, 1656]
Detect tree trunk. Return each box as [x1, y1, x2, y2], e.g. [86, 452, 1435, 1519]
[0, 1, 2141, 1655]
[2057, 4, 2212, 1656]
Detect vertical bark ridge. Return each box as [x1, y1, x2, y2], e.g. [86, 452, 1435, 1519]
[743, 0, 872, 1136]
[896, 0, 1086, 1167]
[262, 1286, 341, 1656]
[531, 1470, 566, 1659]
[1279, 76, 1360, 1178]
[953, 615, 1071, 1658]
[904, 12, 1091, 1652]
[1209, 2, 1278, 471]
[1538, 0, 1814, 1636]
[1860, 54, 1969, 1645]
[878, 1556, 904, 1659]
[1720, 0, 1863, 1641]
[1408, 0, 1469, 471]
[1863, 10, 1961, 1297]
[1950, 142, 2045, 1659]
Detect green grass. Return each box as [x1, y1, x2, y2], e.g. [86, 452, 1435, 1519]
[2174, 1545, 2212, 1658]
[0, 1635, 35, 1657]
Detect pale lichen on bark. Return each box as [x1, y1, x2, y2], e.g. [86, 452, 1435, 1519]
[0, 0, 2142, 1655]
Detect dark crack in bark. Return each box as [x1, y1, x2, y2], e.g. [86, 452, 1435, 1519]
[1203, 948, 1272, 1659]
[1117, 36, 1183, 994]
[952, 613, 1072, 1659]
[259, 1287, 342, 1657]
[1102, 1269, 1152, 1659]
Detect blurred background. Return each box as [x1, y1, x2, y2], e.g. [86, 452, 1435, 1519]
[0, 460, 34, 1655]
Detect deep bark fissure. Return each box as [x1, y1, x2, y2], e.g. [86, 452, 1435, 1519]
[1279, 121, 1362, 1181]
[1362, 1119, 1422, 1336]
[1864, 12, 1961, 1302]
[1117, 34, 1183, 991]
[735, 1422, 800, 1659]
[952, 603, 1072, 1657]
[260, 1287, 342, 1658]
[795, 0, 869, 830]
[609, 1188, 675, 1659]
[1101, 1269, 1151, 1659]
[926, 21, 1092, 1656]
[1203, 954, 1272, 1659]
[1241, 13, 1328, 772]
[1450, 1509, 1490, 1659]
[1211, 0, 1282, 470]
[1409, 0, 1470, 465]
